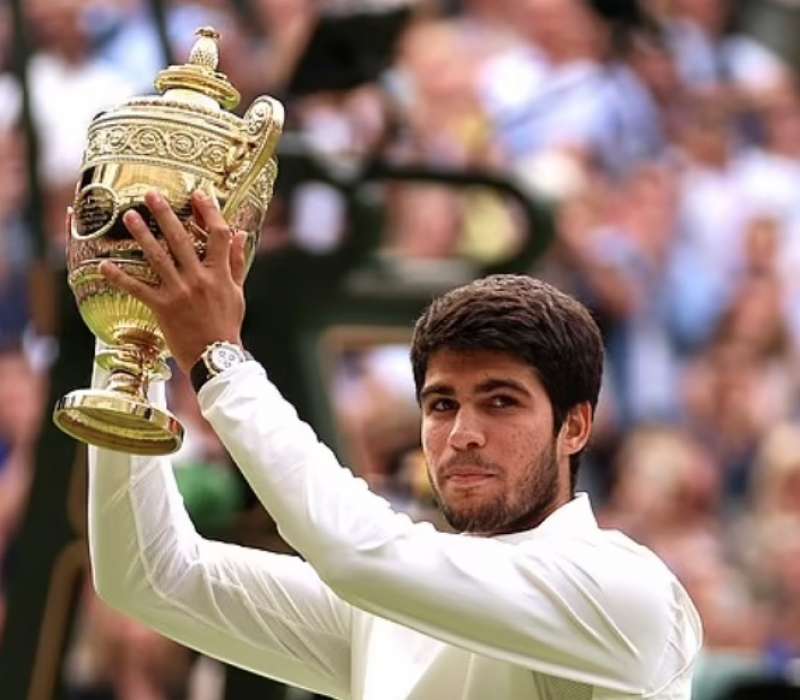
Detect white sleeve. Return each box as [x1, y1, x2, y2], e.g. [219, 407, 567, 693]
[200, 362, 698, 695]
[87, 348, 354, 700]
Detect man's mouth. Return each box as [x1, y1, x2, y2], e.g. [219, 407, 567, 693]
[442, 467, 498, 488]
[447, 473, 495, 487]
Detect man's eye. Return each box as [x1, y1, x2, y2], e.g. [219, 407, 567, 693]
[488, 395, 516, 408]
[430, 398, 456, 412]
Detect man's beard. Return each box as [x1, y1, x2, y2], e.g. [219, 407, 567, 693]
[429, 441, 560, 535]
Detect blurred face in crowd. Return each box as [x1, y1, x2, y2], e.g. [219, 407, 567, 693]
[611, 427, 720, 529]
[627, 32, 681, 104]
[760, 88, 800, 158]
[676, 100, 733, 166]
[516, 0, 603, 62]
[26, 0, 88, 60]
[754, 425, 800, 516]
[774, 467, 800, 514]
[743, 217, 779, 273]
[720, 274, 787, 357]
[388, 185, 462, 259]
[395, 21, 480, 146]
[673, 0, 729, 36]
[616, 165, 678, 258]
[420, 348, 587, 535]
[254, 0, 312, 24]
[0, 130, 26, 225]
[463, 0, 516, 23]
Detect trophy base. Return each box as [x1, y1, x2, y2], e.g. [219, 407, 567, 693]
[53, 389, 184, 456]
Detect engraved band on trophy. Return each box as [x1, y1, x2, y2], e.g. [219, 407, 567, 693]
[53, 27, 284, 456]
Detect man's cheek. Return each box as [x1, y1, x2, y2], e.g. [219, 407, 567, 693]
[420, 420, 444, 453]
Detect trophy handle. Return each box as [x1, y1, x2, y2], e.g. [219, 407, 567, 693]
[221, 96, 284, 221]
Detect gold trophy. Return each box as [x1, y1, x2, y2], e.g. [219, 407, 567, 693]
[53, 27, 283, 455]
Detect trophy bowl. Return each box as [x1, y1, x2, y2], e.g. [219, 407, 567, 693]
[53, 27, 283, 455]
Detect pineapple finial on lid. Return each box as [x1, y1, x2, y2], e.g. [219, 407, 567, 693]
[189, 27, 221, 71]
[154, 26, 240, 110]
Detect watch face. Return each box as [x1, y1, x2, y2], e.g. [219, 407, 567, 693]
[208, 344, 245, 373]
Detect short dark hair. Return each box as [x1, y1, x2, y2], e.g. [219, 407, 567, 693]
[410, 274, 603, 489]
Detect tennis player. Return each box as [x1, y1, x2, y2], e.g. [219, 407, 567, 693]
[90, 190, 702, 699]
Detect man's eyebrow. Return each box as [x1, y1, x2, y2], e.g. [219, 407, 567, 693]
[420, 378, 532, 400]
[474, 378, 531, 396]
[420, 383, 454, 400]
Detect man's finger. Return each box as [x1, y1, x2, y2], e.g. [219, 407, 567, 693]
[99, 260, 160, 308]
[122, 210, 182, 288]
[206, 220, 233, 271]
[230, 231, 248, 286]
[192, 191, 231, 269]
[145, 191, 202, 273]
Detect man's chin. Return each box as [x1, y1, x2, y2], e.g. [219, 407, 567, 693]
[433, 478, 521, 533]
[439, 498, 504, 534]
[440, 494, 557, 535]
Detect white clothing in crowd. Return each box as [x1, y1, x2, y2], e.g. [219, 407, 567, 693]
[27, 53, 134, 186]
[666, 20, 788, 90]
[478, 48, 664, 175]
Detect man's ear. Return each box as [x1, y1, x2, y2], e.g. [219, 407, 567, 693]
[558, 402, 593, 457]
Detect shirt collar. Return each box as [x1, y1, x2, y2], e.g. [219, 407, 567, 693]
[490, 493, 598, 545]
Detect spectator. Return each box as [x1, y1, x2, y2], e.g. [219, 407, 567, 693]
[0, 350, 46, 640]
[480, 0, 665, 176]
[737, 424, 800, 668]
[559, 164, 684, 425]
[663, 0, 789, 94]
[600, 425, 721, 553]
[25, 0, 135, 254]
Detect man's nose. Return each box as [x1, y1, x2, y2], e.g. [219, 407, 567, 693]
[448, 408, 487, 451]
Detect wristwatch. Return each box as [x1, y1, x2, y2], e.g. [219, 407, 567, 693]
[190, 341, 252, 392]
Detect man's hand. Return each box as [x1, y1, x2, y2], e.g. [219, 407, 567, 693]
[99, 190, 249, 375]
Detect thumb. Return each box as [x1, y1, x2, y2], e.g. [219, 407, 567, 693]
[230, 231, 248, 286]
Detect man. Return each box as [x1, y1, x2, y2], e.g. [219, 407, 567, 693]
[90, 190, 702, 699]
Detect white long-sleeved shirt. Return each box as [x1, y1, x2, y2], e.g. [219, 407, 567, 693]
[88, 359, 703, 700]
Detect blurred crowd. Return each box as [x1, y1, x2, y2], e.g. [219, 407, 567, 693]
[2, 0, 800, 698]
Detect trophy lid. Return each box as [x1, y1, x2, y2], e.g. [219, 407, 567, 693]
[154, 27, 241, 111]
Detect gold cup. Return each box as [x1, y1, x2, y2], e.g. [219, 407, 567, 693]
[53, 27, 283, 455]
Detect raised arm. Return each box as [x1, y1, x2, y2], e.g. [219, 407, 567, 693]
[96, 190, 700, 695]
[199, 362, 702, 696]
[87, 347, 354, 699]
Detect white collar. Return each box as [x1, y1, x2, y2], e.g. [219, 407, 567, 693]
[491, 493, 598, 545]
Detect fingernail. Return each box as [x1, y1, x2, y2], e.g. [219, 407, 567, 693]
[123, 210, 137, 224]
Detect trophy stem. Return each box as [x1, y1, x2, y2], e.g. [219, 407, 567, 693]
[107, 369, 150, 399]
[53, 335, 183, 455]
[99, 337, 167, 401]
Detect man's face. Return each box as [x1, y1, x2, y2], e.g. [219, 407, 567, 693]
[420, 348, 566, 535]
